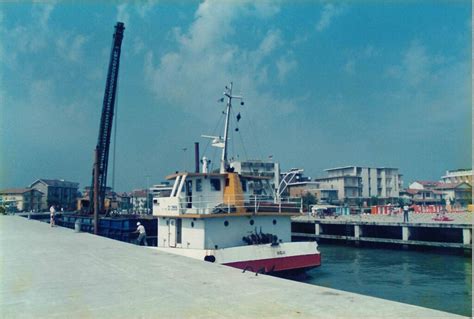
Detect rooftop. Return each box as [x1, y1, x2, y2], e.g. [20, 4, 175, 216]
[0, 188, 42, 195]
[325, 166, 399, 172]
[30, 179, 79, 188]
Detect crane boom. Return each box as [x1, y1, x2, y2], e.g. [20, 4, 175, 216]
[91, 22, 125, 217]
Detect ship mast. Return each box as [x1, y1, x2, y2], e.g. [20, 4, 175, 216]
[221, 82, 243, 173]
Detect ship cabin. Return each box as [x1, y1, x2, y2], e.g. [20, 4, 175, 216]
[153, 171, 302, 250]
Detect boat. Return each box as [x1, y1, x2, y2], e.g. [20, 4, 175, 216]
[152, 83, 321, 274]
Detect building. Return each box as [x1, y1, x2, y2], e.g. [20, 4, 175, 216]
[287, 182, 338, 204]
[434, 182, 472, 207]
[116, 192, 132, 212]
[0, 188, 43, 212]
[441, 169, 472, 184]
[150, 183, 173, 198]
[324, 166, 401, 200]
[29, 179, 79, 211]
[400, 188, 444, 205]
[313, 175, 361, 203]
[131, 189, 151, 214]
[230, 160, 280, 194]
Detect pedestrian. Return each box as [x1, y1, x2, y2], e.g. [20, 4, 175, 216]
[49, 205, 56, 227]
[403, 204, 409, 223]
[134, 222, 148, 246]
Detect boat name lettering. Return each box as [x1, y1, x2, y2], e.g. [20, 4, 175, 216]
[277, 251, 286, 255]
[168, 205, 178, 211]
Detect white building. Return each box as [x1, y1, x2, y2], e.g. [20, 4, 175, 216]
[441, 169, 472, 184]
[230, 160, 280, 196]
[313, 175, 361, 200]
[0, 188, 43, 212]
[131, 189, 151, 214]
[324, 166, 401, 199]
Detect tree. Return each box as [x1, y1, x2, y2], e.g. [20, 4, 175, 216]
[302, 192, 317, 212]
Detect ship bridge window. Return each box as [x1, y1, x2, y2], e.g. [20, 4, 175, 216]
[196, 179, 202, 192]
[240, 180, 247, 192]
[210, 178, 221, 191]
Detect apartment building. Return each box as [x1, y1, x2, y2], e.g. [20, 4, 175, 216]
[29, 179, 79, 211]
[441, 169, 472, 184]
[324, 166, 401, 199]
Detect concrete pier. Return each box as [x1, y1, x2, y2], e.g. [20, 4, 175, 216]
[1, 216, 466, 318]
[293, 216, 472, 250]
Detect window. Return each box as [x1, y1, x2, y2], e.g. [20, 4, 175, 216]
[210, 178, 221, 191]
[196, 179, 202, 192]
[241, 180, 247, 192]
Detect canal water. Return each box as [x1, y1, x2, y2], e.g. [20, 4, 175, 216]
[291, 244, 472, 317]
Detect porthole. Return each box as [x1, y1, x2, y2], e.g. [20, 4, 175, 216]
[249, 219, 254, 225]
[273, 219, 277, 225]
[224, 220, 229, 227]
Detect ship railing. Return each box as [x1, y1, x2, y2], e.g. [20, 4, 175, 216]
[175, 195, 303, 215]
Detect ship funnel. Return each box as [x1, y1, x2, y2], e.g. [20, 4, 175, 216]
[194, 142, 200, 173]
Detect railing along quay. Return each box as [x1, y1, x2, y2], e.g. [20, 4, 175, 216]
[292, 212, 472, 251]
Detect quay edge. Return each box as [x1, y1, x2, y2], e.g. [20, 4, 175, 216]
[1, 216, 467, 319]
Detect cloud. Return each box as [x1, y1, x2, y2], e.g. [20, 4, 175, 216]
[117, 4, 130, 26]
[386, 40, 431, 88]
[32, 2, 55, 30]
[136, 0, 157, 18]
[384, 39, 470, 124]
[132, 37, 145, 55]
[276, 55, 297, 82]
[316, 3, 345, 32]
[343, 44, 380, 74]
[144, 0, 297, 118]
[56, 33, 89, 63]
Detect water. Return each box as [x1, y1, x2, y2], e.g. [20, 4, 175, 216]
[293, 244, 472, 317]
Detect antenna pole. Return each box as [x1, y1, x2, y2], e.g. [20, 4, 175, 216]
[221, 82, 233, 173]
[220, 83, 244, 173]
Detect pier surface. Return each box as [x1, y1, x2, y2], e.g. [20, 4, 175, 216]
[1, 216, 466, 318]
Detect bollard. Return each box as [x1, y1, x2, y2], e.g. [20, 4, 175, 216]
[75, 219, 81, 233]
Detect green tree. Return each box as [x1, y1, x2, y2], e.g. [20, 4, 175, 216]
[302, 192, 317, 212]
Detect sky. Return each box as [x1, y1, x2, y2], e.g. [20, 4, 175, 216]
[0, 1, 471, 192]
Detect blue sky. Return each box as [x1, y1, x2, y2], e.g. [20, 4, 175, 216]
[0, 1, 471, 192]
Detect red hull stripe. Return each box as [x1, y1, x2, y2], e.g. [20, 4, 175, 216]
[224, 253, 321, 273]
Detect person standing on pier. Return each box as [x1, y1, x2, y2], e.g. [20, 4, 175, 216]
[49, 205, 56, 227]
[134, 222, 148, 246]
[403, 204, 409, 223]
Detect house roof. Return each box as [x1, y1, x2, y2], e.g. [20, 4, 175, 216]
[0, 188, 43, 195]
[435, 182, 472, 190]
[325, 166, 398, 171]
[131, 190, 148, 197]
[30, 179, 79, 188]
[415, 181, 441, 186]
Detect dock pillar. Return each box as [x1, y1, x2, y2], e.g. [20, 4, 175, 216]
[462, 228, 472, 245]
[402, 226, 410, 241]
[315, 223, 320, 236]
[354, 225, 362, 239]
